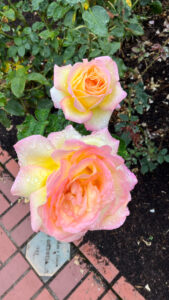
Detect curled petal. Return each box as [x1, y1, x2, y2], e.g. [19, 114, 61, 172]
[82, 128, 119, 154]
[61, 96, 92, 123]
[99, 82, 127, 111]
[48, 125, 82, 149]
[94, 56, 120, 81]
[30, 187, 47, 231]
[50, 87, 67, 109]
[54, 64, 72, 91]
[84, 107, 112, 131]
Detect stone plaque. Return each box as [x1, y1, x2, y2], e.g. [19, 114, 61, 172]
[26, 232, 70, 276]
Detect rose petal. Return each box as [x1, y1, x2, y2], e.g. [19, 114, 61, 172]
[54, 64, 72, 91]
[61, 96, 92, 123]
[84, 107, 112, 131]
[94, 56, 120, 82]
[50, 86, 67, 109]
[11, 166, 51, 197]
[30, 187, 47, 231]
[99, 82, 127, 110]
[99, 202, 130, 230]
[82, 128, 119, 154]
[48, 125, 82, 149]
[14, 135, 55, 167]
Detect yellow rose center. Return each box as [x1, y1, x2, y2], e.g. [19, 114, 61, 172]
[71, 65, 108, 109]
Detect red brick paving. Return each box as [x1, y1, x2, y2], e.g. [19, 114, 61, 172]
[6, 159, 19, 178]
[3, 270, 42, 300]
[69, 272, 105, 300]
[0, 148, 146, 300]
[0, 167, 18, 203]
[35, 289, 55, 300]
[0, 193, 10, 215]
[0, 253, 29, 297]
[80, 242, 119, 282]
[0, 147, 11, 164]
[1, 201, 29, 230]
[11, 216, 34, 246]
[101, 290, 118, 300]
[0, 227, 16, 263]
[113, 276, 145, 300]
[49, 255, 88, 300]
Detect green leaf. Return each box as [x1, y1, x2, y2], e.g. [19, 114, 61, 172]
[2, 24, 10, 32]
[127, 23, 144, 36]
[11, 77, 26, 98]
[14, 37, 23, 46]
[27, 73, 49, 85]
[160, 148, 168, 155]
[110, 42, 121, 55]
[4, 9, 15, 21]
[7, 46, 18, 57]
[47, 2, 69, 21]
[5, 99, 25, 116]
[157, 155, 164, 164]
[32, 44, 40, 55]
[18, 45, 25, 57]
[32, 0, 44, 10]
[150, 1, 162, 14]
[82, 6, 109, 37]
[37, 98, 53, 109]
[17, 114, 48, 140]
[119, 114, 129, 121]
[35, 108, 50, 122]
[141, 164, 149, 174]
[39, 29, 55, 40]
[63, 46, 76, 60]
[0, 110, 11, 128]
[0, 93, 6, 107]
[110, 26, 124, 38]
[32, 22, 45, 31]
[23, 27, 32, 35]
[112, 134, 129, 159]
[164, 155, 169, 163]
[64, 0, 85, 4]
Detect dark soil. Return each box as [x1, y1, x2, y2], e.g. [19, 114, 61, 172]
[0, 7, 169, 300]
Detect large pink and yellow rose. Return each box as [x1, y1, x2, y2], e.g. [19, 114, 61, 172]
[11, 126, 137, 242]
[50, 56, 127, 131]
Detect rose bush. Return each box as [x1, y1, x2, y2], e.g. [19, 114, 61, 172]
[50, 56, 127, 131]
[11, 125, 137, 242]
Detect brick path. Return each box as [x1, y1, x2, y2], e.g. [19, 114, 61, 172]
[0, 147, 146, 300]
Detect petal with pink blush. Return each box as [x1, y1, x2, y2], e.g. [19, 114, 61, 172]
[54, 64, 72, 91]
[30, 187, 47, 231]
[99, 82, 127, 111]
[50, 86, 67, 109]
[84, 107, 112, 131]
[61, 96, 92, 123]
[14, 135, 55, 168]
[94, 56, 120, 81]
[48, 125, 82, 149]
[82, 128, 119, 154]
[99, 203, 130, 230]
[11, 166, 51, 197]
